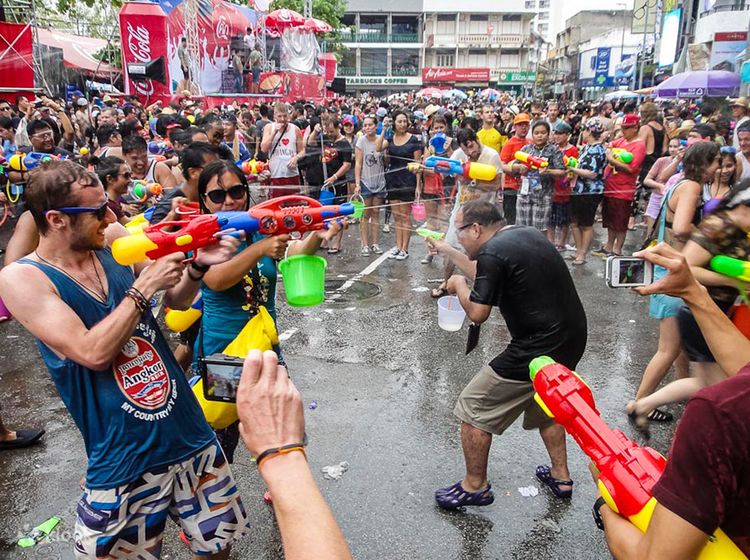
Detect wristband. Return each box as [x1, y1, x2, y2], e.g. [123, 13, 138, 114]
[592, 496, 607, 531]
[191, 262, 210, 273]
[254, 443, 307, 467]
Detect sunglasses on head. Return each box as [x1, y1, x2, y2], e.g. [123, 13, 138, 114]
[46, 199, 109, 220]
[204, 184, 247, 204]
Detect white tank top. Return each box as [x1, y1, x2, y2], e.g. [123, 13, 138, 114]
[738, 151, 750, 182]
[145, 159, 158, 183]
[268, 124, 300, 179]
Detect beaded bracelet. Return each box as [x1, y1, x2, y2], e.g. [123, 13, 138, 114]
[254, 443, 307, 468]
[125, 288, 149, 313]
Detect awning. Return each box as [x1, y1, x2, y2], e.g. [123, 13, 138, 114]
[36, 28, 118, 77]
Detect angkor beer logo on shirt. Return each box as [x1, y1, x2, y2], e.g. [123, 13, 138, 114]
[113, 336, 171, 411]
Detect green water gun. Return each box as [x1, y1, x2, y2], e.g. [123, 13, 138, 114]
[710, 255, 750, 282]
[416, 227, 445, 240]
[17, 515, 60, 548]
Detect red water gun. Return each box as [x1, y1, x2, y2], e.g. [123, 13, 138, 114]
[529, 356, 745, 559]
[514, 151, 548, 170]
[112, 195, 354, 266]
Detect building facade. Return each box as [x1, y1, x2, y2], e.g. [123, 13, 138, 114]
[339, 0, 538, 95]
[549, 10, 635, 100]
[338, 0, 424, 94]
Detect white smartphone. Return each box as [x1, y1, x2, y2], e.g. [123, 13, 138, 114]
[605, 256, 654, 288]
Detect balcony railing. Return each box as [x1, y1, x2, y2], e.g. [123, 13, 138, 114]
[391, 67, 419, 76]
[391, 33, 419, 43]
[458, 33, 523, 44]
[360, 66, 388, 76]
[339, 31, 420, 43]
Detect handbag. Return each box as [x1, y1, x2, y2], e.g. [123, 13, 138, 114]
[193, 267, 279, 428]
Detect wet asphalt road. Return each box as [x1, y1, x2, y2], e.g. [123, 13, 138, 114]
[0, 219, 681, 560]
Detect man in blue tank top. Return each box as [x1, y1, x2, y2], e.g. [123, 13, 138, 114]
[0, 160, 248, 559]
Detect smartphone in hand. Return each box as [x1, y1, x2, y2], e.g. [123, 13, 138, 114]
[605, 256, 654, 288]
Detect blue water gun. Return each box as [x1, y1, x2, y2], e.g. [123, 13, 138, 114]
[148, 141, 174, 157]
[7, 152, 67, 172]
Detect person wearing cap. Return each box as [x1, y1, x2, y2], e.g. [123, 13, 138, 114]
[550, 121, 577, 249]
[498, 113, 531, 224]
[567, 118, 608, 265]
[733, 98, 750, 150]
[592, 113, 646, 258]
[477, 104, 502, 155]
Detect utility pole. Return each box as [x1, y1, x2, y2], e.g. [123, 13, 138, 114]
[303, 0, 312, 18]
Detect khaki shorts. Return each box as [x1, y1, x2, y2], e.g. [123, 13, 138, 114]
[453, 366, 554, 435]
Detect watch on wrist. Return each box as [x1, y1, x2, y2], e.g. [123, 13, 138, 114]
[592, 496, 607, 531]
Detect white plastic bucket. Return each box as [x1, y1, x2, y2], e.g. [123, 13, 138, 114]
[437, 295, 466, 332]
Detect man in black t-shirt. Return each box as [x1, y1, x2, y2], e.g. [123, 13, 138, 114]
[427, 201, 587, 509]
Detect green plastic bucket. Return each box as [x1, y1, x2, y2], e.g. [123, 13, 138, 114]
[349, 195, 365, 219]
[279, 255, 327, 307]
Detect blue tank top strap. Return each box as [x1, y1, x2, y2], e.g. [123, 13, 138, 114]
[19, 247, 215, 489]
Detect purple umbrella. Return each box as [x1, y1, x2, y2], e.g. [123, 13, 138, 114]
[654, 70, 740, 98]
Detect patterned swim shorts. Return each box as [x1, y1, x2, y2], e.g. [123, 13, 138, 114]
[74, 440, 250, 559]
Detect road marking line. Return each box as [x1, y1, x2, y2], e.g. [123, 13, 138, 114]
[327, 248, 393, 301]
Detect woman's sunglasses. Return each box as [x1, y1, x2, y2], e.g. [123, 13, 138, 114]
[204, 184, 247, 204]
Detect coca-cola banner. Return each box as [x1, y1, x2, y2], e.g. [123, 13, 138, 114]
[422, 67, 490, 83]
[119, 2, 170, 99]
[164, 0, 259, 94]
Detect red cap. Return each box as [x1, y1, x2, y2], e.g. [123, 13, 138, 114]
[621, 113, 641, 128]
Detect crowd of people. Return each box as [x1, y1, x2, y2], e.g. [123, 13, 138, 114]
[0, 88, 748, 559]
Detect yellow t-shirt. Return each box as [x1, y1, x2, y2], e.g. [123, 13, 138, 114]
[477, 127, 502, 154]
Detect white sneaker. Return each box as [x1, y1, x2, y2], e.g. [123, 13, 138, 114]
[387, 247, 399, 259]
[395, 250, 409, 260]
[371, 244, 383, 254]
[361, 245, 370, 256]
[382, 223, 391, 233]
[421, 255, 433, 264]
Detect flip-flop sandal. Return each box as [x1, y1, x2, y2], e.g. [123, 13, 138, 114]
[263, 490, 273, 505]
[647, 408, 673, 422]
[535, 465, 573, 499]
[572, 259, 586, 266]
[435, 481, 494, 509]
[0, 429, 44, 451]
[327, 248, 340, 254]
[431, 286, 449, 299]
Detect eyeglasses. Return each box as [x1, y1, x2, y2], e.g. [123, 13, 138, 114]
[32, 131, 54, 140]
[456, 222, 475, 234]
[0, 106, 10, 111]
[46, 200, 109, 220]
[118, 171, 132, 179]
[204, 184, 247, 204]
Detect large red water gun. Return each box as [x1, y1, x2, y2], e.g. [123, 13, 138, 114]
[111, 195, 354, 266]
[529, 356, 745, 559]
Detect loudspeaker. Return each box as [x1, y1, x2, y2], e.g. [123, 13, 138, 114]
[127, 57, 166, 84]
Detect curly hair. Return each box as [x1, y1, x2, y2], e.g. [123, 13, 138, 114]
[682, 141, 719, 183]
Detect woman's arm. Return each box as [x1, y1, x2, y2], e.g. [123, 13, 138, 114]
[354, 146, 363, 192]
[683, 240, 746, 288]
[203, 235, 289, 292]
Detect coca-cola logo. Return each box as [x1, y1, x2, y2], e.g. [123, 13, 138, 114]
[216, 16, 229, 40]
[126, 22, 154, 95]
